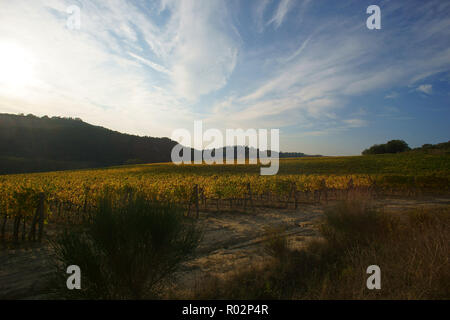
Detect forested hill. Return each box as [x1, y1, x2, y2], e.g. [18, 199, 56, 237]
[0, 113, 319, 175]
[0, 113, 178, 174]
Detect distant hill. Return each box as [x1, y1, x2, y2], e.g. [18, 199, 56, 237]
[0, 113, 319, 175]
[0, 113, 178, 174]
[199, 147, 320, 160]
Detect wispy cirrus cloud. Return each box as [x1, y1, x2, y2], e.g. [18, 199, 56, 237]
[385, 92, 399, 99]
[0, 0, 449, 155]
[205, 0, 450, 142]
[416, 84, 433, 95]
[267, 0, 293, 29]
[254, 0, 271, 33]
[128, 52, 172, 76]
[0, 0, 240, 136]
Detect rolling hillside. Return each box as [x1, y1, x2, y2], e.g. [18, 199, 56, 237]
[0, 113, 178, 174]
[0, 113, 318, 175]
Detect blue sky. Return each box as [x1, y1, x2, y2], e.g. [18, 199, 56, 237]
[0, 0, 449, 155]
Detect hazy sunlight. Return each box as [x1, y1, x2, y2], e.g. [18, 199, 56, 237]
[0, 42, 35, 89]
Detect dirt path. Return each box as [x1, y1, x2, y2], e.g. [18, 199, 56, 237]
[1, 197, 449, 299]
[0, 244, 53, 299]
[168, 205, 323, 296]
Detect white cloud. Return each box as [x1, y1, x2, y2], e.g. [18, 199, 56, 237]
[254, 0, 271, 33]
[283, 35, 312, 63]
[343, 119, 367, 128]
[300, 118, 368, 138]
[128, 52, 172, 76]
[0, 0, 240, 136]
[385, 92, 399, 99]
[267, 0, 293, 29]
[416, 84, 433, 95]
[165, 0, 240, 100]
[212, 2, 450, 135]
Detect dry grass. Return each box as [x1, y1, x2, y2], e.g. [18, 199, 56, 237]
[188, 202, 450, 300]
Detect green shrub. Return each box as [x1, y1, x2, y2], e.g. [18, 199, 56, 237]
[50, 190, 202, 299]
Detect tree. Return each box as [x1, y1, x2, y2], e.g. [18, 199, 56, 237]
[384, 140, 410, 153]
[362, 140, 410, 155]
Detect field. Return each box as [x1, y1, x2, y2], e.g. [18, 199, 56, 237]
[0, 152, 449, 299]
[1, 152, 450, 221]
[1, 152, 450, 243]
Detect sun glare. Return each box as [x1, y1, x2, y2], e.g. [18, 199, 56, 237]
[0, 42, 35, 88]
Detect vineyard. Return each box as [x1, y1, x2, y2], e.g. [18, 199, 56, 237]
[0, 153, 449, 243]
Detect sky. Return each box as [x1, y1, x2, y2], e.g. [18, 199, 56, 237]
[0, 0, 449, 156]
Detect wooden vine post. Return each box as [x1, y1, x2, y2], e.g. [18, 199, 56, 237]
[244, 183, 254, 212]
[0, 205, 7, 242]
[244, 184, 247, 210]
[187, 184, 199, 219]
[194, 184, 199, 218]
[291, 183, 298, 209]
[29, 193, 45, 242]
[13, 211, 21, 243]
[346, 177, 354, 200]
[83, 187, 90, 213]
[200, 187, 206, 209]
[37, 193, 45, 241]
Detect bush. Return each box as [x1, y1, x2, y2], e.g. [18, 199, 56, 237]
[320, 201, 396, 249]
[263, 225, 290, 260]
[49, 190, 202, 299]
[191, 202, 450, 299]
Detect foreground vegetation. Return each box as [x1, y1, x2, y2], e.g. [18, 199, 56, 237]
[191, 202, 450, 300]
[49, 190, 202, 299]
